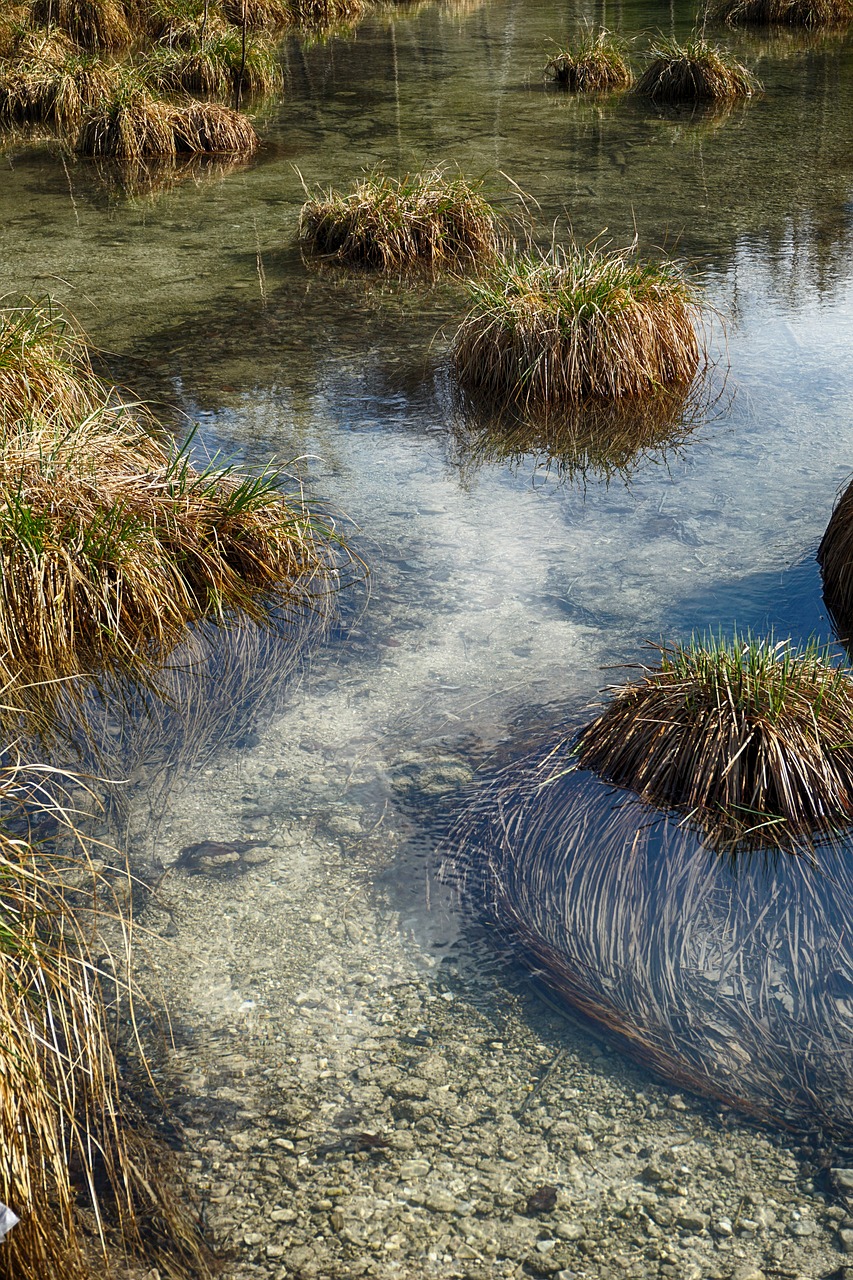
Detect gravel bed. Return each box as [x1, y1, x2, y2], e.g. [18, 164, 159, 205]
[116, 711, 853, 1280]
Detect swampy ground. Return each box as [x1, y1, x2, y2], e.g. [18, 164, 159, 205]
[2, 1, 853, 1277]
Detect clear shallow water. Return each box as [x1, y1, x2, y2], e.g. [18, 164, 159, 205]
[2, 1, 853, 1270]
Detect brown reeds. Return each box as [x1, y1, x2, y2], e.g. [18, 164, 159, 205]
[711, 0, 852, 25]
[576, 635, 853, 844]
[818, 476, 853, 641]
[299, 167, 499, 271]
[451, 242, 703, 412]
[0, 757, 214, 1279]
[0, 50, 121, 132]
[445, 747, 853, 1134]
[634, 35, 760, 101]
[0, 298, 352, 736]
[546, 29, 633, 92]
[0, 296, 110, 422]
[141, 29, 281, 97]
[29, 0, 133, 50]
[76, 75, 259, 155]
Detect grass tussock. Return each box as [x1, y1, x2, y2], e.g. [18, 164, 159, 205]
[0, 759, 214, 1280]
[635, 35, 760, 100]
[576, 634, 853, 844]
[0, 299, 350, 733]
[29, 0, 133, 49]
[818, 476, 853, 639]
[76, 75, 258, 155]
[451, 242, 702, 411]
[142, 30, 281, 97]
[711, 0, 852, 24]
[299, 167, 499, 272]
[0, 51, 121, 133]
[546, 29, 633, 92]
[0, 297, 111, 422]
[220, 0, 293, 26]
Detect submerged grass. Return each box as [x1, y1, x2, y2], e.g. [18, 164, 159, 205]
[451, 241, 703, 411]
[818, 475, 853, 641]
[576, 634, 853, 844]
[635, 35, 759, 101]
[0, 758, 214, 1279]
[710, 0, 852, 24]
[546, 29, 633, 92]
[299, 167, 499, 271]
[446, 743, 853, 1134]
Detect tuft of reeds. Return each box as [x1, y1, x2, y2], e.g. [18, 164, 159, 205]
[0, 50, 121, 132]
[634, 35, 760, 100]
[299, 167, 499, 272]
[0, 298, 351, 736]
[445, 743, 853, 1134]
[710, 0, 852, 24]
[0, 757, 214, 1279]
[76, 74, 258, 155]
[141, 29, 281, 97]
[221, 0, 292, 26]
[576, 634, 853, 843]
[451, 242, 702, 411]
[76, 74, 178, 156]
[546, 29, 633, 92]
[172, 98, 259, 151]
[0, 296, 111, 422]
[818, 476, 853, 641]
[29, 0, 133, 50]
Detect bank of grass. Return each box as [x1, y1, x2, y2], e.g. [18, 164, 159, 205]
[76, 72, 259, 155]
[141, 28, 281, 97]
[0, 759, 214, 1280]
[0, 299, 353, 733]
[576, 634, 853, 844]
[711, 0, 852, 24]
[0, 297, 113, 421]
[546, 29, 633, 92]
[29, 0, 133, 49]
[300, 167, 499, 271]
[0, 47, 121, 132]
[635, 35, 759, 100]
[451, 242, 702, 412]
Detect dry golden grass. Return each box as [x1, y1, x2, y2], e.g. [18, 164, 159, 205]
[451, 242, 703, 412]
[142, 29, 281, 97]
[546, 29, 633, 92]
[172, 97, 259, 151]
[0, 50, 121, 133]
[29, 0, 133, 49]
[0, 297, 111, 422]
[0, 299, 352, 736]
[76, 76, 178, 155]
[0, 758, 214, 1280]
[711, 0, 852, 24]
[300, 167, 499, 271]
[576, 635, 853, 844]
[76, 74, 259, 155]
[635, 35, 760, 100]
[818, 476, 853, 640]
